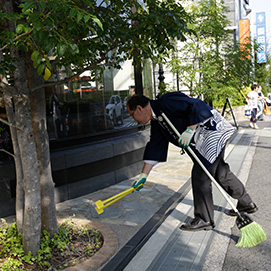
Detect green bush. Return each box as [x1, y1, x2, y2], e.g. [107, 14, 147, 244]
[0, 219, 103, 271]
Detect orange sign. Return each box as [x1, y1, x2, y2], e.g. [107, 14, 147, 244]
[239, 19, 250, 60]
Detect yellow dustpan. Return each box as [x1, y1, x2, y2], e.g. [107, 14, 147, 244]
[94, 184, 143, 214]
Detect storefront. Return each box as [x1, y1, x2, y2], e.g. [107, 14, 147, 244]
[0, 59, 155, 217]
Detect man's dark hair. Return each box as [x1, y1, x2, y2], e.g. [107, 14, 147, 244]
[251, 84, 258, 90]
[126, 95, 150, 111]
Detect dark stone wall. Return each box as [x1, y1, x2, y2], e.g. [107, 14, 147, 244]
[0, 129, 149, 218]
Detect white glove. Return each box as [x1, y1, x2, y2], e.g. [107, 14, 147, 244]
[178, 127, 195, 148]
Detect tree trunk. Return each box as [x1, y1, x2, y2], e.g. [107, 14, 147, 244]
[12, 46, 41, 255]
[14, 95, 41, 256]
[3, 94, 25, 234]
[2, 0, 27, 235]
[3, 0, 58, 253]
[31, 89, 58, 236]
[26, 49, 58, 236]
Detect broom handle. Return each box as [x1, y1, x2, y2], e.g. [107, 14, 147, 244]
[161, 113, 240, 215]
[187, 147, 239, 213]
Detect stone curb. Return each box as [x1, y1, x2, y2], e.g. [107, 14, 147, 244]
[57, 219, 118, 271]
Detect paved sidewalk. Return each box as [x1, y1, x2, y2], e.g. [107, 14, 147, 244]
[118, 116, 271, 271]
[217, 121, 271, 271]
[101, 113, 271, 271]
[57, 114, 269, 271]
[122, 129, 257, 271]
[55, 142, 193, 249]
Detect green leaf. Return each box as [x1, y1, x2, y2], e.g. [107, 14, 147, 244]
[67, 21, 77, 31]
[34, 19, 44, 30]
[84, 15, 90, 23]
[31, 51, 40, 62]
[70, 44, 79, 54]
[44, 67, 51, 80]
[38, 1, 46, 12]
[28, 11, 42, 22]
[69, 8, 77, 18]
[44, 37, 56, 53]
[16, 24, 24, 34]
[77, 12, 83, 22]
[37, 31, 49, 45]
[22, 1, 35, 12]
[90, 15, 103, 30]
[45, 17, 54, 28]
[57, 42, 67, 57]
[45, 57, 52, 70]
[37, 63, 45, 76]
[33, 57, 42, 68]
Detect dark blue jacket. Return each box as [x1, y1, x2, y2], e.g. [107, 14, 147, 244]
[143, 92, 222, 167]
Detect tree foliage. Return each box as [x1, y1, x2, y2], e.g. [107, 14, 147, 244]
[166, 0, 254, 106]
[1, 0, 192, 85]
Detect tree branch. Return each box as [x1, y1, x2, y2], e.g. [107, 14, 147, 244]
[0, 148, 14, 158]
[0, 29, 33, 52]
[30, 43, 121, 93]
[0, 117, 20, 130]
[30, 61, 103, 92]
[0, 80, 22, 97]
[0, 117, 11, 126]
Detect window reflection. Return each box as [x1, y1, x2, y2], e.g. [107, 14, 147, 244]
[46, 71, 137, 140]
[1, 59, 154, 146]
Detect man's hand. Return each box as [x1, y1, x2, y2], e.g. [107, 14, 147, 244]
[132, 173, 148, 191]
[178, 127, 195, 148]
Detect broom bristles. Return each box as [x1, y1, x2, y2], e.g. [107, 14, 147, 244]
[236, 221, 266, 247]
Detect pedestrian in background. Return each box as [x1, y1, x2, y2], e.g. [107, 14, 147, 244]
[127, 92, 258, 231]
[257, 85, 265, 121]
[247, 84, 259, 129]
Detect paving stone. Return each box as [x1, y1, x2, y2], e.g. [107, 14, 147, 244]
[122, 210, 158, 224]
[120, 201, 159, 211]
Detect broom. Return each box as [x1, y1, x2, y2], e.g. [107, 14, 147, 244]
[161, 112, 266, 248]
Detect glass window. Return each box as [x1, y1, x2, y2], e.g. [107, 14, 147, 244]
[46, 60, 140, 141]
[0, 58, 154, 149]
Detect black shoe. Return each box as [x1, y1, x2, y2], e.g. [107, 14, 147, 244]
[228, 202, 258, 216]
[180, 217, 215, 231]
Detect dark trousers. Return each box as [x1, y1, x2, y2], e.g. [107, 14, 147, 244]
[250, 108, 257, 123]
[191, 147, 252, 223]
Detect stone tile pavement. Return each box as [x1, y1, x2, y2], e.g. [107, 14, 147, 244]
[2, 141, 193, 271]
[55, 143, 194, 270]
